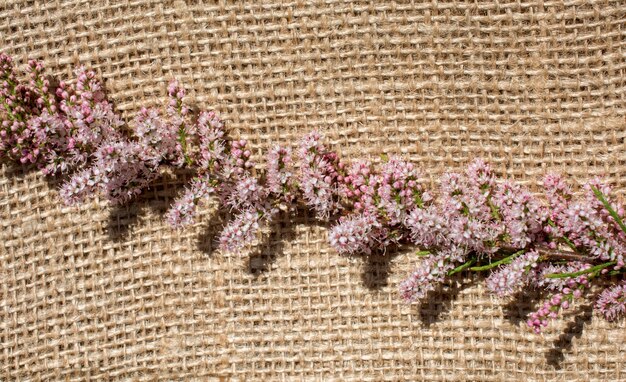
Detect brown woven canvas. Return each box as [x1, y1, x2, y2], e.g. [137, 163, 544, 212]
[1, 1, 626, 380]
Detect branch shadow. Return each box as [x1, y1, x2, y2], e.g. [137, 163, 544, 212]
[501, 287, 546, 326]
[544, 304, 594, 368]
[361, 245, 408, 290]
[362, 251, 396, 289]
[106, 169, 195, 240]
[196, 207, 229, 256]
[2, 161, 56, 185]
[246, 213, 298, 275]
[240, 210, 412, 289]
[245, 207, 329, 276]
[500, 286, 598, 368]
[418, 274, 476, 327]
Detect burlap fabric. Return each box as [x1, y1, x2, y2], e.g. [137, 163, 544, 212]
[1, 1, 625, 380]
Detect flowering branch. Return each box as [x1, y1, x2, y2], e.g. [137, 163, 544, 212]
[2, 53, 626, 335]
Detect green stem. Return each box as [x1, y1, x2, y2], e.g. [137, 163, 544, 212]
[174, 97, 193, 166]
[591, 185, 626, 235]
[469, 249, 526, 271]
[415, 250, 431, 257]
[546, 261, 616, 279]
[178, 126, 192, 166]
[448, 258, 476, 275]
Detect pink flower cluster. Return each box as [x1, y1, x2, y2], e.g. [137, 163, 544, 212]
[0, 54, 123, 174]
[297, 131, 343, 219]
[485, 250, 540, 297]
[400, 160, 547, 301]
[545, 176, 626, 267]
[328, 214, 381, 255]
[400, 164, 626, 332]
[3, 53, 626, 335]
[399, 246, 466, 301]
[527, 267, 589, 334]
[328, 156, 427, 253]
[596, 282, 626, 321]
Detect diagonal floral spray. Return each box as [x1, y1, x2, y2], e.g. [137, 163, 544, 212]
[2, 53, 626, 334]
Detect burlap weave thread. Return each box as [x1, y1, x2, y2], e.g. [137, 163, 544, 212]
[1, 1, 626, 380]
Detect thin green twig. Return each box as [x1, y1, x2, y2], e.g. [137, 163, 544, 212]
[546, 261, 616, 279]
[591, 185, 626, 235]
[448, 258, 476, 275]
[469, 249, 526, 271]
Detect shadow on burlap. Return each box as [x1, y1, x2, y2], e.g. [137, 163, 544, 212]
[1, 1, 625, 381]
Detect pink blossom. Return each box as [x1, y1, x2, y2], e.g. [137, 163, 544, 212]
[214, 139, 256, 210]
[492, 181, 547, 249]
[196, 111, 226, 170]
[534, 262, 592, 291]
[297, 131, 342, 220]
[466, 158, 495, 190]
[405, 205, 448, 248]
[0, 54, 43, 164]
[134, 107, 178, 160]
[28, 111, 71, 174]
[166, 174, 215, 227]
[400, 255, 453, 302]
[377, 158, 425, 225]
[266, 145, 296, 210]
[485, 251, 539, 297]
[26, 59, 55, 112]
[596, 282, 626, 321]
[226, 175, 267, 211]
[328, 214, 381, 255]
[60, 139, 160, 205]
[399, 246, 466, 302]
[527, 263, 591, 333]
[219, 209, 262, 253]
[218, 139, 253, 181]
[1, 56, 125, 172]
[266, 145, 292, 192]
[61, 67, 123, 146]
[437, 167, 501, 254]
[547, 178, 626, 267]
[340, 160, 378, 215]
[7, 52, 626, 334]
[229, 139, 253, 171]
[166, 80, 192, 166]
[405, 160, 503, 255]
[543, 173, 572, 225]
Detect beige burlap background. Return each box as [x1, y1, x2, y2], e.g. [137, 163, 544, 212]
[1, 1, 626, 380]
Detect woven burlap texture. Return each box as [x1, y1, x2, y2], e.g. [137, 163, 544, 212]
[1, 1, 625, 381]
